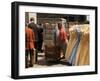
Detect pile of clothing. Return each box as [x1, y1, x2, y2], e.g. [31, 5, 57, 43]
[65, 24, 89, 66]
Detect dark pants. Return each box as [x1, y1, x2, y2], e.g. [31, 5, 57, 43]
[38, 40, 43, 52]
[34, 41, 38, 63]
[25, 49, 34, 68]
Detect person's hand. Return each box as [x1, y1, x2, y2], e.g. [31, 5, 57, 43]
[33, 48, 36, 51]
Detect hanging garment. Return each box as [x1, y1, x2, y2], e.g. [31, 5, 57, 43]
[75, 24, 89, 65]
[67, 27, 81, 65]
[65, 26, 77, 60]
[79, 25, 89, 65]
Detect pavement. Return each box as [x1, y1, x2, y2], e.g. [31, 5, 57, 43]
[28, 52, 72, 68]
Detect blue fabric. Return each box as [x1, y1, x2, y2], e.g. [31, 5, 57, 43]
[68, 28, 81, 65]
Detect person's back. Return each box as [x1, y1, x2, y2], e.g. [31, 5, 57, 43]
[58, 27, 67, 43]
[57, 23, 67, 44]
[28, 22, 38, 42]
[38, 24, 43, 41]
[25, 27, 35, 50]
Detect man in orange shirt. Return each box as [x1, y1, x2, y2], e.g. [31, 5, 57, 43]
[57, 23, 68, 59]
[25, 24, 35, 68]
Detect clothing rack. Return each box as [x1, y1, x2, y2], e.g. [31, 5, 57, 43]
[65, 24, 89, 66]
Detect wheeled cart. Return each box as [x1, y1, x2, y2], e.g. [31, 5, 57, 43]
[45, 45, 61, 62]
